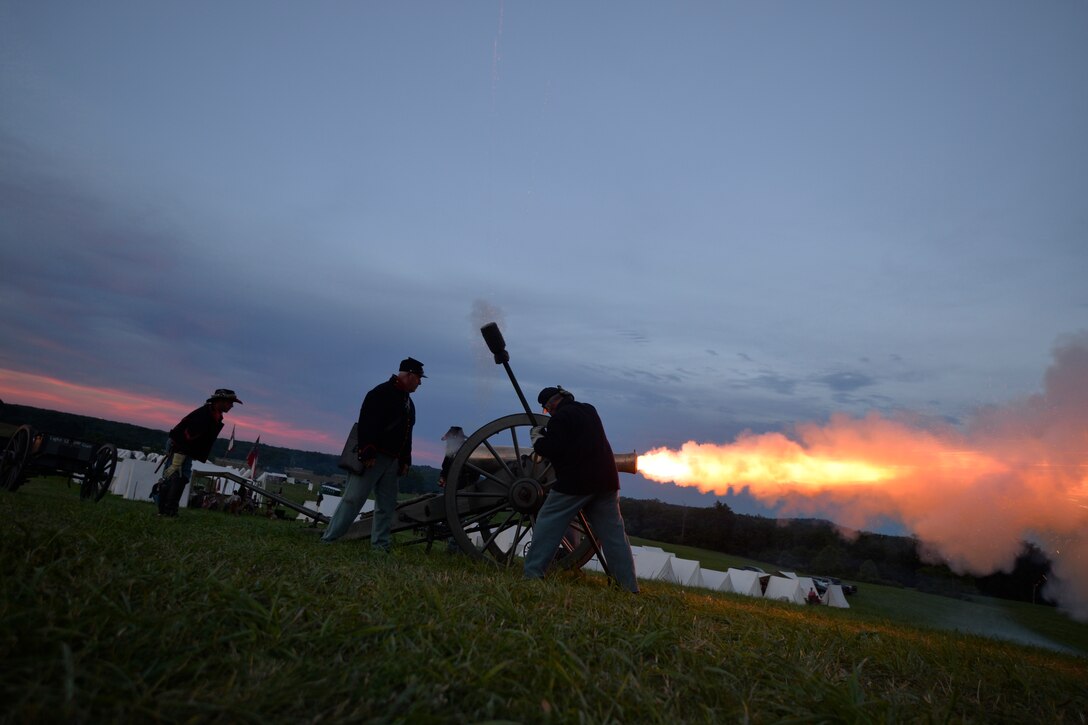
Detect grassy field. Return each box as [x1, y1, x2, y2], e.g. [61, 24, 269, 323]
[2, 479, 1086, 723]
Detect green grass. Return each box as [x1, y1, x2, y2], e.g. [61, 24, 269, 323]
[3, 480, 1087, 723]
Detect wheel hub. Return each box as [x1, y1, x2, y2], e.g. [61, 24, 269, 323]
[508, 477, 545, 514]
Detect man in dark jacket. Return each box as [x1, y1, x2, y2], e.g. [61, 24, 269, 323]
[524, 386, 639, 593]
[158, 388, 242, 517]
[321, 357, 424, 549]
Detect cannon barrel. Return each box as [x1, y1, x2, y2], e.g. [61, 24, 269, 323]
[465, 447, 638, 475]
[613, 451, 638, 475]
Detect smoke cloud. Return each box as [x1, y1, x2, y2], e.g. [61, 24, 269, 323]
[470, 299, 507, 402]
[639, 334, 1088, 621]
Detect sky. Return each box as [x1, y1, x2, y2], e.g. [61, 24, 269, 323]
[2, 4, 1086, 530]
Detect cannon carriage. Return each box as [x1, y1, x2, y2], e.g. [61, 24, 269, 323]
[332, 322, 640, 575]
[0, 424, 118, 502]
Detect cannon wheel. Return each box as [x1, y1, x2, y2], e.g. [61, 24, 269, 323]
[0, 425, 34, 492]
[444, 414, 595, 570]
[80, 443, 117, 502]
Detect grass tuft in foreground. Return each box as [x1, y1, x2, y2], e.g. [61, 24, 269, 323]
[2, 479, 1086, 723]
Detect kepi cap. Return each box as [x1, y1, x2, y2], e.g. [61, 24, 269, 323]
[400, 357, 427, 378]
[537, 386, 567, 407]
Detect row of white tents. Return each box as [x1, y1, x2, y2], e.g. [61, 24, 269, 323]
[590, 545, 851, 608]
[463, 527, 850, 607]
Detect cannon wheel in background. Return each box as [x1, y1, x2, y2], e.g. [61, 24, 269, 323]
[444, 414, 595, 570]
[80, 443, 118, 502]
[0, 425, 34, 492]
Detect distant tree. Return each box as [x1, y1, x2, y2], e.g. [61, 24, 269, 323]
[858, 559, 881, 583]
[975, 541, 1054, 604]
[811, 544, 849, 576]
[400, 466, 440, 494]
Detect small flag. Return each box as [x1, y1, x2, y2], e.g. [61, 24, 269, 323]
[227, 425, 236, 453]
[246, 435, 261, 479]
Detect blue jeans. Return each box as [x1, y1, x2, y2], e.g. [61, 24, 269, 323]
[524, 489, 639, 593]
[320, 454, 400, 549]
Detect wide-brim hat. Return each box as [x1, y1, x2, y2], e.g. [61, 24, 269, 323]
[208, 388, 243, 404]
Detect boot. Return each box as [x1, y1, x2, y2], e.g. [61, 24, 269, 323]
[161, 471, 185, 517]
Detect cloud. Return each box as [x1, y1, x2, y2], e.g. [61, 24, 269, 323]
[816, 371, 876, 392]
[746, 372, 799, 395]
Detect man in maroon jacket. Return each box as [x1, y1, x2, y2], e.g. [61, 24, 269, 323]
[525, 386, 639, 593]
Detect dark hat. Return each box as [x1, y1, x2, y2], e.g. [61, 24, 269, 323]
[537, 386, 567, 407]
[208, 388, 243, 404]
[399, 357, 426, 377]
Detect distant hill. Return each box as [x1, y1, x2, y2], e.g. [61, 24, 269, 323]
[0, 403, 441, 493]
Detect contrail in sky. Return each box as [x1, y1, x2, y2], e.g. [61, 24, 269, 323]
[490, 0, 505, 113]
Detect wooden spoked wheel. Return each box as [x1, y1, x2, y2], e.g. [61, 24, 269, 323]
[444, 414, 595, 570]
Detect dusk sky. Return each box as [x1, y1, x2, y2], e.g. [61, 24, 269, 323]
[2, 2, 1086, 525]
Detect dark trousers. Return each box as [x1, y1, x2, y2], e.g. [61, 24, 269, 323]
[157, 453, 193, 516]
[157, 471, 188, 516]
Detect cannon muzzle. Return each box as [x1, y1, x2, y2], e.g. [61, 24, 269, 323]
[480, 322, 510, 364]
[614, 451, 638, 475]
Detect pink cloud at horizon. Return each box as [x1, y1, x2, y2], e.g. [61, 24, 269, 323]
[0, 368, 339, 452]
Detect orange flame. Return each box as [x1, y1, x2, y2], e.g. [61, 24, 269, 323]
[637, 422, 1008, 497]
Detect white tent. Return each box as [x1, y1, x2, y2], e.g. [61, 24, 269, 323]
[489, 524, 533, 557]
[821, 584, 850, 608]
[631, 547, 675, 581]
[110, 458, 161, 500]
[724, 569, 764, 597]
[663, 557, 703, 587]
[698, 569, 729, 591]
[764, 575, 806, 604]
[796, 576, 820, 602]
[111, 459, 252, 508]
[190, 461, 252, 496]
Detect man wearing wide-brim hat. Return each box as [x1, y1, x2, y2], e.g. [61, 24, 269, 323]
[321, 357, 425, 550]
[157, 388, 242, 518]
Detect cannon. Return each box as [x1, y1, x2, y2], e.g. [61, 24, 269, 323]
[339, 414, 638, 569]
[0, 425, 118, 502]
[337, 322, 640, 574]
